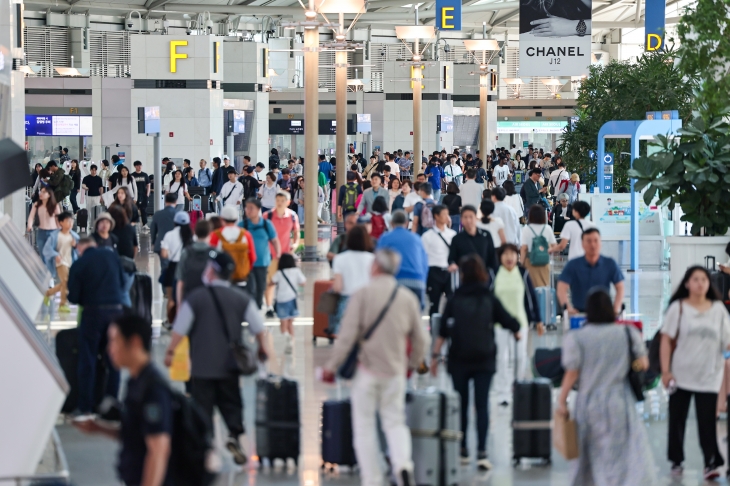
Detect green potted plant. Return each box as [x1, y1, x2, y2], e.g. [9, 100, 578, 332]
[627, 0, 730, 287]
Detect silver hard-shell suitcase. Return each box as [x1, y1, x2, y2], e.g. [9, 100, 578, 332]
[406, 389, 461, 486]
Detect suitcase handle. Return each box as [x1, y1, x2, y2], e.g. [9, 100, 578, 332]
[706, 255, 716, 271]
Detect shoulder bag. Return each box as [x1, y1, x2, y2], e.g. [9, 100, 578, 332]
[208, 287, 257, 376]
[338, 285, 400, 379]
[625, 326, 645, 401]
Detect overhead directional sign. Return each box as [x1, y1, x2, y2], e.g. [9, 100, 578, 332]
[436, 0, 462, 30]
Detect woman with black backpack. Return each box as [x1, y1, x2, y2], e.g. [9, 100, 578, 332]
[430, 254, 521, 471]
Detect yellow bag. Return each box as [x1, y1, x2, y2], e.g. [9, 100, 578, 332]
[169, 337, 191, 382]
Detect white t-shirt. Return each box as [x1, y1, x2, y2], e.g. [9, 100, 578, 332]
[662, 300, 730, 393]
[505, 194, 524, 218]
[386, 161, 400, 175]
[271, 267, 306, 303]
[494, 165, 510, 186]
[477, 217, 505, 248]
[260, 182, 278, 209]
[332, 250, 375, 296]
[549, 169, 570, 194]
[403, 192, 423, 221]
[444, 164, 463, 185]
[559, 219, 596, 260]
[168, 181, 187, 205]
[521, 223, 557, 251]
[161, 227, 184, 262]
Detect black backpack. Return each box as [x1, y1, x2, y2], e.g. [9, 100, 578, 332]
[167, 387, 216, 486]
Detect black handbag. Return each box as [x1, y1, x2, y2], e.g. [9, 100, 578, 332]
[120, 255, 137, 274]
[209, 287, 258, 376]
[338, 285, 399, 379]
[625, 326, 645, 402]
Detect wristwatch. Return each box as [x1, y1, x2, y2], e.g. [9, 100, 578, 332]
[576, 19, 587, 36]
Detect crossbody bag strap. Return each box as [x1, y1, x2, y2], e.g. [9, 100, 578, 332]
[362, 285, 400, 341]
[208, 287, 234, 345]
[576, 219, 584, 233]
[279, 270, 298, 295]
[436, 231, 451, 249]
[222, 184, 236, 203]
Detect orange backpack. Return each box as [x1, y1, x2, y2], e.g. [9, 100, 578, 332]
[214, 228, 251, 282]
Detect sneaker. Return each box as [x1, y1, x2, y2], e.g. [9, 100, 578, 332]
[284, 335, 293, 354]
[477, 452, 492, 471]
[226, 437, 247, 465]
[704, 467, 719, 480]
[265, 309, 275, 319]
[58, 304, 71, 314]
[460, 448, 470, 465]
[670, 463, 683, 476]
[43, 296, 51, 307]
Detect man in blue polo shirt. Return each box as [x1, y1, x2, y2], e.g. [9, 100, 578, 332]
[424, 158, 445, 201]
[557, 227, 625, 314]
[240, 198, 281, 309]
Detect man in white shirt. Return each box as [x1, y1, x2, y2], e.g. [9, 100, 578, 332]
[421, 204, 456, 317]
[254, 162, 267, 182]
[443, 156, 463, 186]
[548, 160, 570, 198]
[386, 154, 401, 178]
[494, 158, 511, 187]
[217, 167, 244, 207]
[555, 200, 595, 260]
[491, 187, 521, 246]
[458, 168, 482, 210]
[509, 144, 519, 159]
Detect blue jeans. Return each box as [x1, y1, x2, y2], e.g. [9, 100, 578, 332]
[433, 189, 441, 202]
[77, 306, 122, 413]
[402, 283, 425, 310]
[451, 368, 493, 452]
[121, 271, 134, 307]
[450, 215, 461, 232]
[37, 228, 57, 265]
[297, 205, 305, 225]
[328, 295, 350, 334]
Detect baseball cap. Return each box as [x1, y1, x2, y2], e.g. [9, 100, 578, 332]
[208, 249, 235, 281]
[221, 206, 239, 222]
[173, 211, 191, 225]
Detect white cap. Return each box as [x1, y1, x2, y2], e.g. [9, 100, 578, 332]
[220, 206, 239, 222]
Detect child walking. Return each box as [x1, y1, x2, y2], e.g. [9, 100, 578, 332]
[42, 211, 79, 312]
[270, 253, 306, 354]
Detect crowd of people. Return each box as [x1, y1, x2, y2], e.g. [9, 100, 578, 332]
[23, 144, 730, 486]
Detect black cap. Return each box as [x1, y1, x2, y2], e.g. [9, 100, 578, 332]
[208, 250, 235, 281]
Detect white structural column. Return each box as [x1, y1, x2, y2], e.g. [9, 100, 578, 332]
[303, 25, 320, 260]
[412, 37, 422, 167]
[335, 47, 347, 231]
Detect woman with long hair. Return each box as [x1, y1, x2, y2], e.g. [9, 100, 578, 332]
[111, 186, 140, 225]
[27, 185, 60, 265]
[110, 165, 138, 201]
[108, 204, 137, 260]
[478, 200, 506, 247]
[160, 211, 194, 323]
[660, 266, 730, 480]
[557, 289, 654, 485]
[162, 161, 176, 190]
[431, 254, 521, 471]
[31, 163, 43, 186]
[442, 182, 463, 230]
[68, 159, 81, 214]
[167, 170, 191, 211]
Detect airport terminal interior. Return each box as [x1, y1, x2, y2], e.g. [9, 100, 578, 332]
[0, 0, 729, 484]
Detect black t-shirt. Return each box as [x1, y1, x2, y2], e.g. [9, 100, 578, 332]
[133, 172, 150, 199]
[82, 175, 104, 197]
[92, 232, 118, 251]
[113, 224, 138, 259]
[442, 194, 462, 216]
[239, 175, 260, 200]
[119, 363, 173, 486]
[109, 172, 121, 189]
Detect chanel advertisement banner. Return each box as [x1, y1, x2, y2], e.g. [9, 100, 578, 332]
[519, 0, 592, 76]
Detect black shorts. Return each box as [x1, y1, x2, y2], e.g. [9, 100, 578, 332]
[161, 261, 177, 288]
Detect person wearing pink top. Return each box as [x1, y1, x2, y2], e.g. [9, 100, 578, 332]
[27, 185, 60, 265]
[263, 190, 300, 317]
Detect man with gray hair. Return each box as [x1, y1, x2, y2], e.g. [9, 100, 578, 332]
[376, 210, 429, 308]
[324, 248, 427, 486]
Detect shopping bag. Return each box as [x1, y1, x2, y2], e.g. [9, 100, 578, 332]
[169, 337, 191, 382]
[553, 410, 579, 460]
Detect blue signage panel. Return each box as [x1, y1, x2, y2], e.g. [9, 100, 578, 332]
[25, 115, 54, 136]
[644, 0, 665, 51]
[603, 152, 614, 193]
[436, 0, 461, 30]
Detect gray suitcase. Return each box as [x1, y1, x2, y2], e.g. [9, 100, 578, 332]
[406, 389, 461, 486]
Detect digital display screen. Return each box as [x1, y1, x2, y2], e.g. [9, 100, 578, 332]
[232, 110, 245, 134]
[438, 115, 453, 132]
[145, 106, 160, 120]
[138, 106, 161, 134]
[356, 114, 372, 133]
[25, 115, 93, 136]
[270, 119, 304, 134]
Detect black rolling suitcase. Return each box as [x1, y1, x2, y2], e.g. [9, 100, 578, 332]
[56, 328, 108, 414]
[129, 273, 153, 324]
[321, 399, 357, 470]
[76, 208, 89, 233]
[255, 376, 300, 466]
[512, 339, 552, 466]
